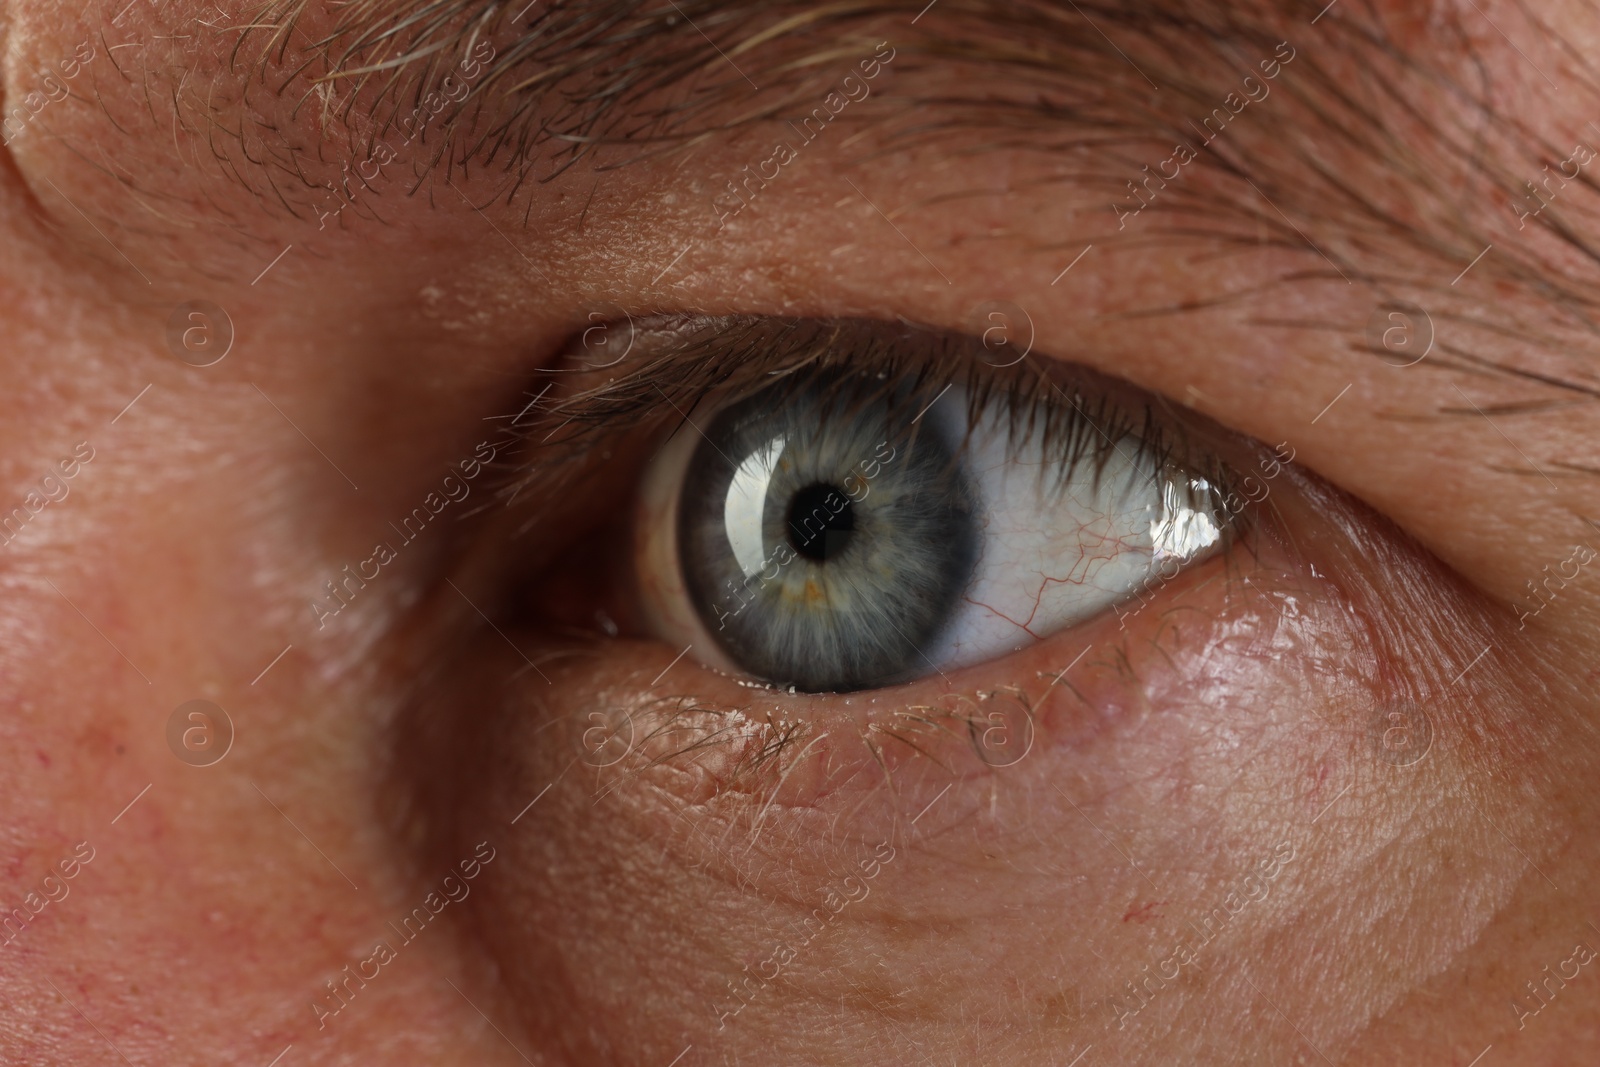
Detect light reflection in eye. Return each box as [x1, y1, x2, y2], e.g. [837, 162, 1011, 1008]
[723, 434, 787, 577]
[634, 366, 1233, 693]
[1156, 477, 1224, 561]
[922, 392, 1225, 670]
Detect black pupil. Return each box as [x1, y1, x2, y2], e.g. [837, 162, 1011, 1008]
[786, 483, 855, 562]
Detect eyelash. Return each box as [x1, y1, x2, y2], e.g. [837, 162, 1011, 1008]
[504, 314, 1242, 518]
[468, 317, 1282, 790]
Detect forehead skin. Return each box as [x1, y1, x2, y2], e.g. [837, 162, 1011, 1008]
[0, 1, 1599, 1065]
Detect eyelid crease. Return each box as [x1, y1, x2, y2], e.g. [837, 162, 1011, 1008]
[500, 314, 1242, 524]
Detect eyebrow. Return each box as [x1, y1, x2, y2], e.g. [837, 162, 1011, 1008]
[231, 0, 1600, 403]
[239, 1, 1472, 250]
[244, 0, 1311, 183]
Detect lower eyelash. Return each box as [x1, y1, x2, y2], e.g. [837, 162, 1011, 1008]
[598, 321, 1255, 692]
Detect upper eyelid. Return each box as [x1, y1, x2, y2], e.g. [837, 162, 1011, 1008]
[522, 314, 1030, 441]
[499, 314, 1242, 510]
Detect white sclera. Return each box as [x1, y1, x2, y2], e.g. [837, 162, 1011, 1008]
[920, 390, 1223, 669]
[636, 382, 1229, 687]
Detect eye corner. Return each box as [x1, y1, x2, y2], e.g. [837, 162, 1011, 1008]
[569, 318, 1258, 694]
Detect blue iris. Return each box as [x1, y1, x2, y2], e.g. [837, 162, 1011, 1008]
[678, 377, 979, 692]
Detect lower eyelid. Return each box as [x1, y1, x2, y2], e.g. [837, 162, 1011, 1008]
[507, 332, 1285, 656]
[505, 506, 1300, 827]
[441, 592, 1327, 1015]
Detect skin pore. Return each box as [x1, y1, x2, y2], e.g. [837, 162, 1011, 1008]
[2, 0, 1600, 1064]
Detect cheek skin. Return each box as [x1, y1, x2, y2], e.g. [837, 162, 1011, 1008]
[447, 473, 1557, 1067]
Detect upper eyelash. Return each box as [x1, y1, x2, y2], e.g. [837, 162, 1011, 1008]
[501, 314, 1240, 516]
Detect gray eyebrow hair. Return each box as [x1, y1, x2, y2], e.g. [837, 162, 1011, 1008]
[241, 0, 897, 181]
[234, 1, 1513, 233]
[230, 1, 1600, 405]
[241, 0, 1313, 184]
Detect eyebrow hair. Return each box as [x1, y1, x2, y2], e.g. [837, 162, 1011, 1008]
[225, 0, 1600, 409]
[234, 1, 1491, 245]
[241, 0, 1314, 186]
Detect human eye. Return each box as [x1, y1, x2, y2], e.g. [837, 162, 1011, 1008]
[21, 0, 1600, 1062]
[628, 317, 1233, 692]
[468, 299, 1481, 1064]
